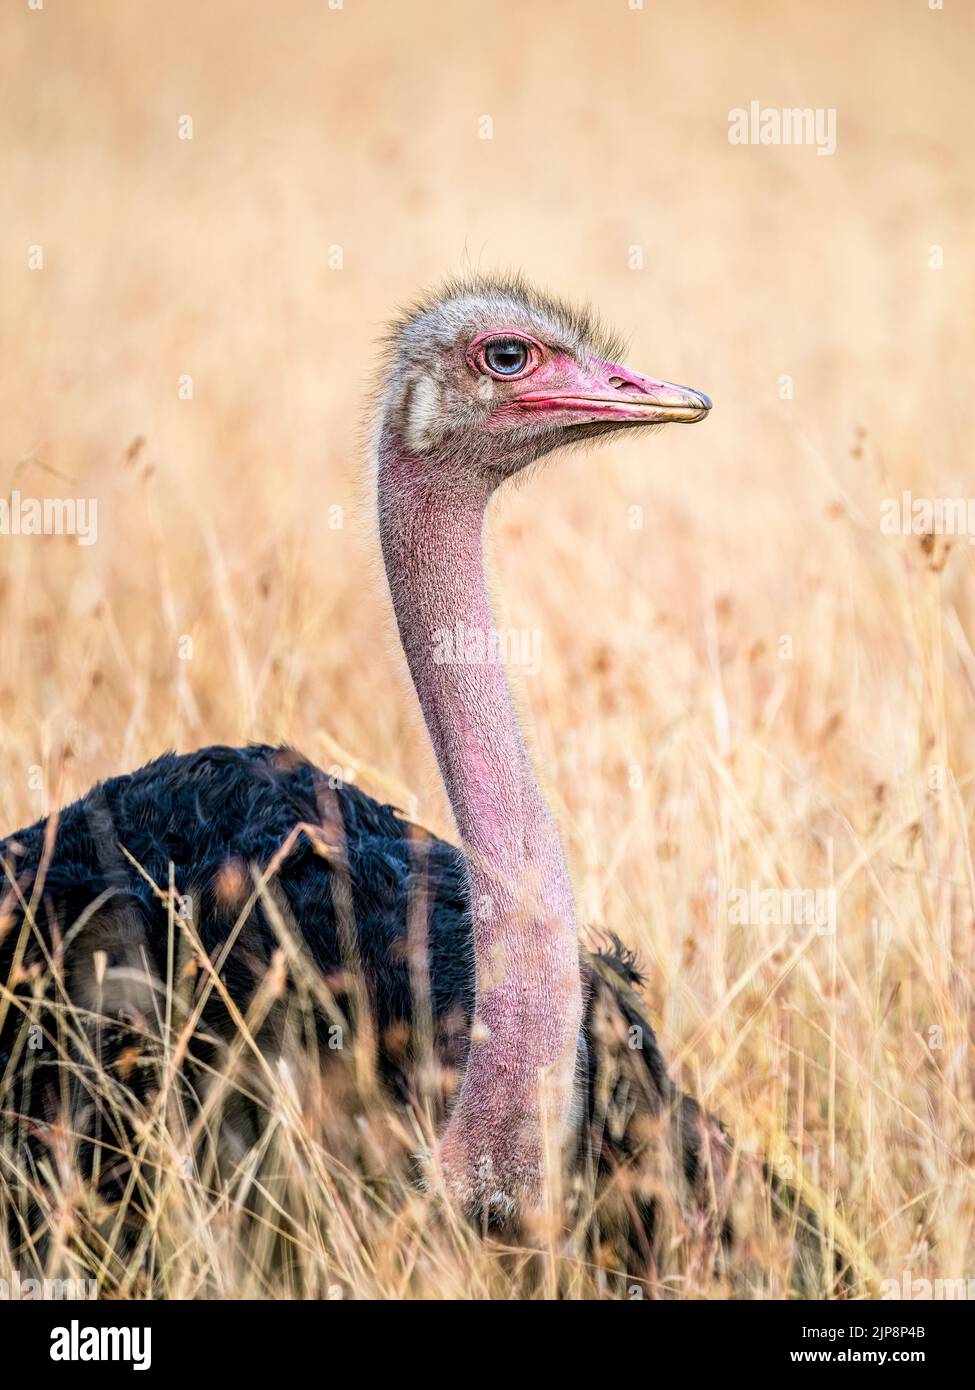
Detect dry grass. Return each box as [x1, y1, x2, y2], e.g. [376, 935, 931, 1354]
[1, 0, 973, 1298]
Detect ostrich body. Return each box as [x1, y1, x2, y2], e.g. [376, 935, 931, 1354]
[1, 276, 716, 1240]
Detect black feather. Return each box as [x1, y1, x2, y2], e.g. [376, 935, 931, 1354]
[0, 743, 723, 1278]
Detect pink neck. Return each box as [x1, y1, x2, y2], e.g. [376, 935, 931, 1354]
[377, 435, 583, 1213]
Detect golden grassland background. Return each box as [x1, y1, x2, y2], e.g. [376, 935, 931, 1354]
[1, 0, 974, 1296]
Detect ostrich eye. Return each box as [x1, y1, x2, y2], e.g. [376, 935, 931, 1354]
[483, 337, 530, 376]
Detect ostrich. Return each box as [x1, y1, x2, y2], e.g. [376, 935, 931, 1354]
[0, 275, 726, 1261]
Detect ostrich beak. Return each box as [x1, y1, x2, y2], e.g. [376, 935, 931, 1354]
[516, 358, 712, 426]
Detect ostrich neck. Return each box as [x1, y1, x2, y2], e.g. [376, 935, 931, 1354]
[377, 433, 583, 1204]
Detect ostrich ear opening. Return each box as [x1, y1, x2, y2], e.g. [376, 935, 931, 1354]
[400, 376, 447, 454]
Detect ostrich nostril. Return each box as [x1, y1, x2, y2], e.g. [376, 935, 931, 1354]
[608, 374, 644, 393]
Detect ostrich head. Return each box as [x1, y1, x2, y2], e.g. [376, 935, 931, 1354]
[375, 275, 711, 1228]
[379, 274, 710, 485]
